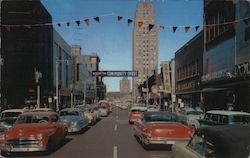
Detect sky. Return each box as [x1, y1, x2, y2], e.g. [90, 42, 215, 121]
[41, 0, 203, 92]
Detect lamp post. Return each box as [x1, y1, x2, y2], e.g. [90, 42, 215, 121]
[34, 68, 42, 108]
[70, 83, 74, 108]
[146, 66, 149, 108]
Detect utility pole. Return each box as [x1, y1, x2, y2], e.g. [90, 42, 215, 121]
[35, 68, 42, 108]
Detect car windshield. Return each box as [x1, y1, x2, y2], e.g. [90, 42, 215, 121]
[0, 118, 16, 125]
[60, 111, 79, 116]
[131, 109, 146, 112]
[1, 112, 22, 118]
[186, 111, 203, 115]
[144, 114, 177, 122]
[16, 115, 50, 124]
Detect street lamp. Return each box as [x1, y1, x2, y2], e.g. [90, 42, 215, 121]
[34, 68, 42, 108]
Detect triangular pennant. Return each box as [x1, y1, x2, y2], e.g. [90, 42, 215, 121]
[232, 21, 237, 29]
[160, 25, 165, 29]
[66, 22, 70, 27]
[128, 19, 133, 26]
[149, 24, 154, 31]
[84, 19, 90, 26]
[195, 26, 200, 31]
[244, 18, 249, 25]
[208, 24, 215, 29]
[138, 21, 143, 28]
[173, 26, 178, 32]
[76, 20, 80, 26]
[24, 25, 31, 29]
[57, 23, 61, 27]
[118, 16, 123, 21]
[5, 25, 11, 31]
[93, 17, 100, 22]
[184, 26, 190, 33]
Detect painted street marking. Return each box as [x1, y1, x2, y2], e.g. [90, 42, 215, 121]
[114, 124, 117, 131]
[113, 146, 118, 158]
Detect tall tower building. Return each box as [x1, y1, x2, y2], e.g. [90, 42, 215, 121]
[120, 77, 130, 94]
[132, 2, 158, 102]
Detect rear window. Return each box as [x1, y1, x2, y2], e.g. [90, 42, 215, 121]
[144, 114, 177, 122]
[230, 115, 250, 124]
[60, 111, 79, 116]
[131, 109, 145, 112]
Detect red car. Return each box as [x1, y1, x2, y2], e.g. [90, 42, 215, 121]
[128, 106, 147, 124]
[134, 111, 194, 149]
[0, 111, 67, 154]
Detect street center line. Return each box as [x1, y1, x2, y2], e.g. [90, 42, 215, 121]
[113, 146, 118, 158]
[114, 124, 117, 131]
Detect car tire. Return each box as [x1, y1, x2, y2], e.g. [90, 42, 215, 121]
[46, 138, 53, 155]
[1, 150, 10, 157]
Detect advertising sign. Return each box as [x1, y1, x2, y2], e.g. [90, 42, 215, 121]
[162, 62, 171, 93]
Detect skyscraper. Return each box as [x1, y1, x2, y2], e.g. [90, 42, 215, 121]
[132, 2, 158, 102]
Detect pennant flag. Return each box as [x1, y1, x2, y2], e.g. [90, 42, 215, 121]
[138, 21, 143, 28]
[128, 19, 133, 26]
[76, 20, 80, 26]
[184, 26, 190, 33]
[244, 18, 249, 25]
[208, 24, 215, 29]
[47, 23, 52, 29]
[173, 26, 178, 33]
[66, 22, 70, 27]
[5, 25, 11, 31]
[149, 24, 154, 31]
[84, 19, 90, 26]
[93, 17, 100, 22]
[57, 23, 61, 27]
[195, 26, 200, 31]
[232, 21, 237, 29]
[117, 16, 123, 21]
[24, 25, 31, 29]
[160, 25, 165, 29]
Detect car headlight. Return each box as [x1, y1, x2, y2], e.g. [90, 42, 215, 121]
[71, 122, 77, 127]
[0, 134, 5, 140]
[37, 133, 43, 140]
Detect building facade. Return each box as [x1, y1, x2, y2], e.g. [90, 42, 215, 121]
[120, 77, 130, 94]
[175, 31, 203, 107]
[132, 2, 158, 103]
[1, 0, 53, 107]
[53, 29, 72, 107]
[202, 0, 250, 112]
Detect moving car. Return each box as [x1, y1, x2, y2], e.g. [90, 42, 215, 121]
[196, 110, 250, 128]
[128, 106, 147, 124]
[0, 111, 67, 154]
[59, 108, 89, 133]
[133, 111, 194, 149]
[98, 105, 108, 117]
[172, 125, 250, 158]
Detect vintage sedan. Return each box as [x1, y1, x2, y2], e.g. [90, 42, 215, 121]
[59, 108, 89, 133]
[134, 111, 194, 149]
[0, 111, 67, 154]
[178, 108, 204, 128]
[172, 125, 250, 158]
[0, 117, 17, 133]
[128, 106, 147, 124]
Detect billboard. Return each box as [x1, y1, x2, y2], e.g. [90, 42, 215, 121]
[92, 71, 138, 77]
[162, 62, 171, 93]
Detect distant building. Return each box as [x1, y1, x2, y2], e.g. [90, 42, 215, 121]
[1, 0, 53, 107]
[132, 2, 158, 103]
[120, 77, 130, 94]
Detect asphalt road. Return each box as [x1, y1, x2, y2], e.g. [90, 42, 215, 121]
[10, 107, 172, 158]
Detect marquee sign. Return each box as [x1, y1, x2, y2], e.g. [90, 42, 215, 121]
[92, 71, 138, 77]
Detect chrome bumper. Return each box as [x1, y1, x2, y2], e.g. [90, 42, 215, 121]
[0, 143, 47, 152]
[143, 137, 190, 145]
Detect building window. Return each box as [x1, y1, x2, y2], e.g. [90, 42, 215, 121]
[245, 26, 250, 41]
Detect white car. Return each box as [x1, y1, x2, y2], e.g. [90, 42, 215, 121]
[99, 106, 108, 117]
[178, 108, 204, 128]
[0, 109, 27, 118]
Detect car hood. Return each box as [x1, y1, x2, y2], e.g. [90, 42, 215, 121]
[60, 115, 80, 123]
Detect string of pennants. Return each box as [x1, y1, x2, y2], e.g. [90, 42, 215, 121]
[1, 12, 250, 32]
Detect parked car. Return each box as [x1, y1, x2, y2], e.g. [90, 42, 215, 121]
[0, 111, 67, 154]
[0, 109, 27, 118]
[172, 125, 250, 158]
[178, 108, 204, 128]
[195, 110, 250, 128]
[28, 108, 54, 112]
[133, 111, 194, 149]
[98, 105, 108, 117]
[128, 106, 147, 124]
[59, 108, 89, 133]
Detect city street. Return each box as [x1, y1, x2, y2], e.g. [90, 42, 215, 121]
[10, 107, 172, 158]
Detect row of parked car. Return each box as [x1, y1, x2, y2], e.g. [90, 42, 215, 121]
[0, 104, 111, 156]
[128, 106, 250, 158]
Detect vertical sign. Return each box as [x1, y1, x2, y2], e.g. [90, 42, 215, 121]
[162, 62, 171, 93]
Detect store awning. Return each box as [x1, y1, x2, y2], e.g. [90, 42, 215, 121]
[201, 88, 228, 92]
